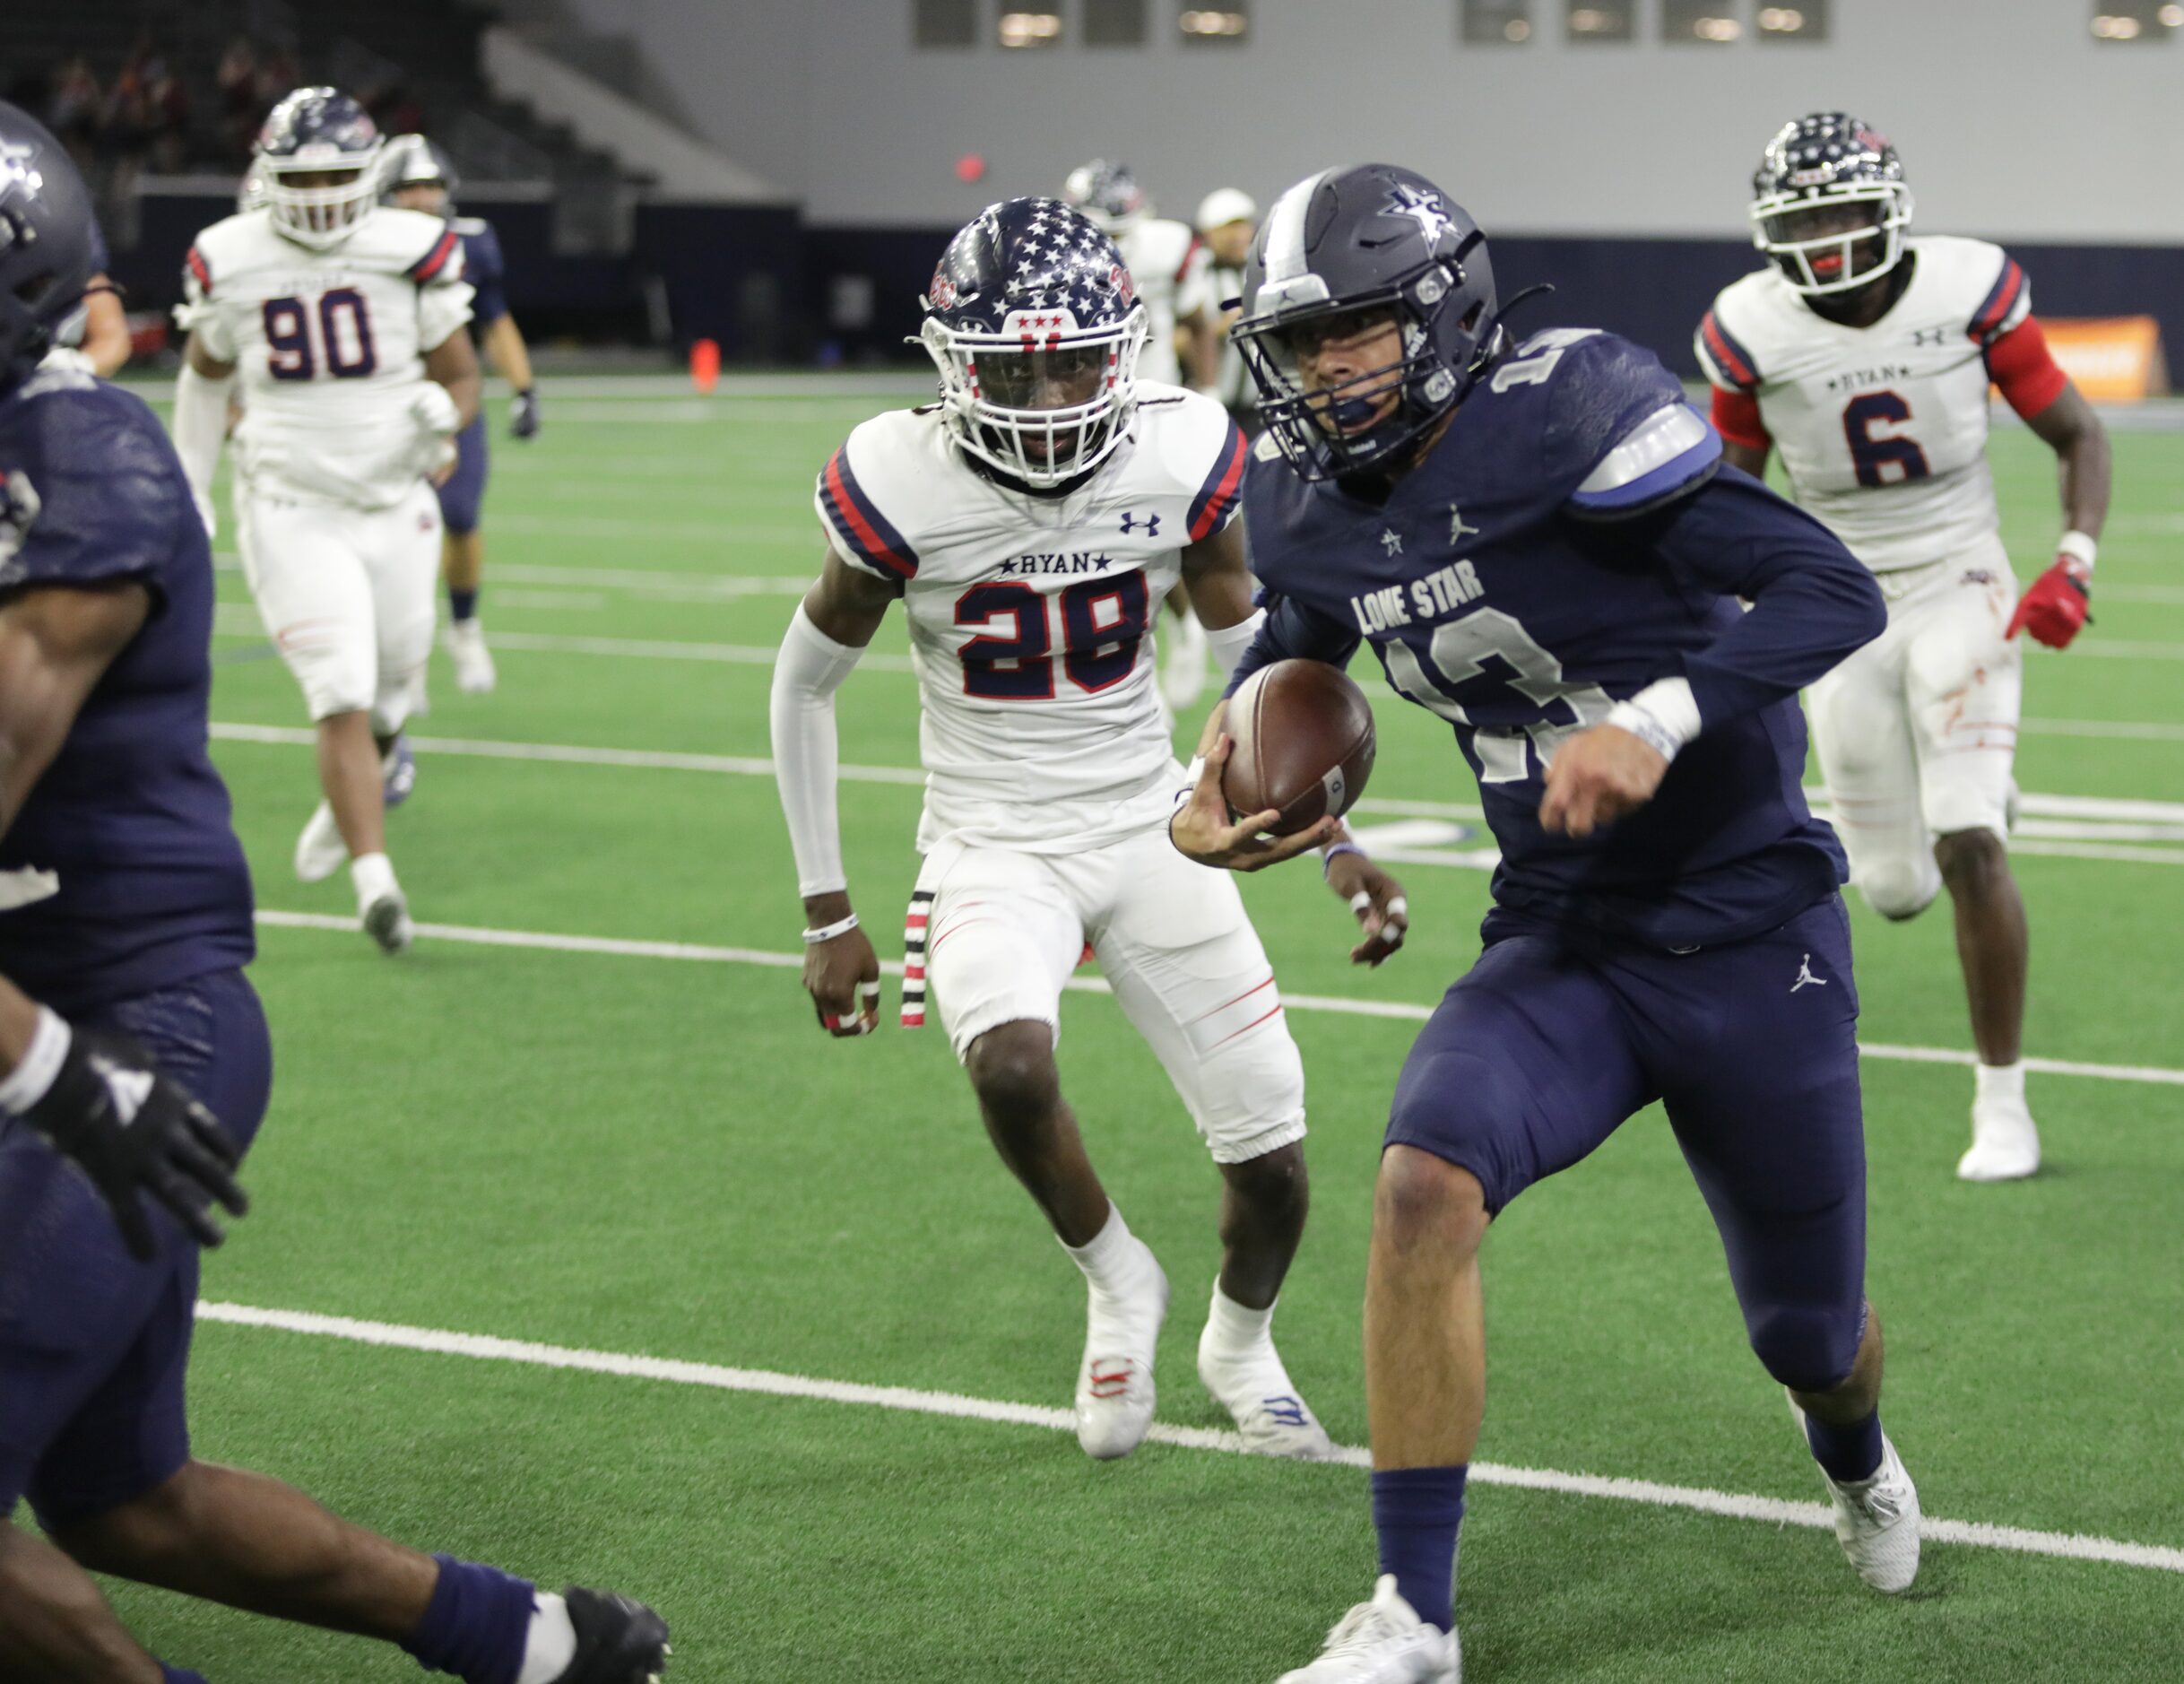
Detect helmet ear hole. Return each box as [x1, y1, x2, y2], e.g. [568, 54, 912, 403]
[1459, 300, 1483, 333]
[13, 270, 53, 308]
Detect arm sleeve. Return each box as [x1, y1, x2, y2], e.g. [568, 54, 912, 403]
[1634, 464, 1886, 727]
[1220, 589, 1361, 698]
[768, 604, 869, 898]
[1709, 384, 1771, 451]
[169, 363, 233, 514]
[466, 227, 509, 326]
[1984, 317, 2070, 421]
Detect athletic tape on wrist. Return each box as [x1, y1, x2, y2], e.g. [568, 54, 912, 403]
[0, 1007, 72, 1114]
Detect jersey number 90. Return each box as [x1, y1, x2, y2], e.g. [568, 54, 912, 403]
[955, 573, 1152, 700]
[263, 290, 377, 382]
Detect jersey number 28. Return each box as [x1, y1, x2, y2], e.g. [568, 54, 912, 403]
[955, 573, 1151, 700]
[263, 291, 377, 382]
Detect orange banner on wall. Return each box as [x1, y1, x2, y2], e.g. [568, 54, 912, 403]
[2039, 317, 2170, 404]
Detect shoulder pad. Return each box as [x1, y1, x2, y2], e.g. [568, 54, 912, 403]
[0, 381, 182, 594]
[1149, 391, 1246, 542]
[815, 411, 930, 581]
[1530, 332, 1720, 516]
[453, 215, 491, 237]
[1695, 292, 1765, 392]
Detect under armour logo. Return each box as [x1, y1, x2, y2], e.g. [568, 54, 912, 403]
[1449, 503, 1479, 546]
[1088, 1362, 1135, 1398]
[1911, 326, 1953, 348]
[1261, 1395, 1308, 1428]
[1791, 953, 1827, 993]
[1381, 529, 1403, 556]
[1120, 512, 1160, 537]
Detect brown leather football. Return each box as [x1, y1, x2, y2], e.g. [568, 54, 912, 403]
[1221, 659, 1377, 837]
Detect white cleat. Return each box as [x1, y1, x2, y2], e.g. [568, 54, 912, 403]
[1073, 1242, 1168, 1461]
[1158, 604, 1209, 709]
[361, 887, 415, 955]
[1199, 1318, 1337, 1462]
[1275, 1576, 1460, 1684]
[1958, 1100, 2041, 1182]
[1790, 1397, 1921, 1593]
[447, 618, 498, 693]
[294, 801, 348, 883]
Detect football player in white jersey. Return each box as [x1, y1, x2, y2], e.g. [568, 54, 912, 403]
[770, 198, 1409, 1463]
[169, 90, 481, 954]
[1064, 160, 1221, 706]
[1697, 114, 2110, 1181]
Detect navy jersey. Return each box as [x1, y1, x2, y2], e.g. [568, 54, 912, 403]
[0, 369, 256, 1016]
[1236, 328, 1886, 949]
[455, 216, 507, 327]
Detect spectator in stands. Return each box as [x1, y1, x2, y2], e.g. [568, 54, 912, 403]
[46, 57, 103, 171]
[218, 38, 264, 161]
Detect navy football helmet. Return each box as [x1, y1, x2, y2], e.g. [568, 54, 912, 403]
[254, 87, 385, 248]
[919, 197, 1148, 490]
[382, 134, 459, 205]
[1061, 160, 1148, 237]
[1234, 164, 1499, 482]
[0, 101, 98, 396]
[1751, 113, 1912, 296]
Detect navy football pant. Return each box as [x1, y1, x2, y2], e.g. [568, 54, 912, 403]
[0, 969, 272, 1528]
[435, 414, 490, 535]
[1387, 896, 1868, 1393]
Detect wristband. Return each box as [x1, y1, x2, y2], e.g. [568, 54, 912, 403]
[1174, 755, 1206, 812]
[2058, 530, 2097, 575]
[1321, 839, 1367, 880]
[0, 1006, 71, 1114]
[802, 912, 860, 944]
[1606, 676, 1702, 766]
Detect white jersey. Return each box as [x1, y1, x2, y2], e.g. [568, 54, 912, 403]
[815, 385, 1249, 855]
[1698, 235, 2031, 573]
[178, 206, 473, 510]
[1117, 219, 1210, 387]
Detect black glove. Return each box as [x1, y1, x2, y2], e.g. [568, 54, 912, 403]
[19, 1027, 248, 1260]
[510, 386, 541, 439]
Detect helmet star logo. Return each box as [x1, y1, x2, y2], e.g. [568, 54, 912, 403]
[1384, 183, 1452, 245]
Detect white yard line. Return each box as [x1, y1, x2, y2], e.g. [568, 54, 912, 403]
[192, 1300, 2184, 1575]
[249, 909, 2184, 1087]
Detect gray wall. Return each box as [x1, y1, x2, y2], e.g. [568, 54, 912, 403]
[568, 1, 2184, 241]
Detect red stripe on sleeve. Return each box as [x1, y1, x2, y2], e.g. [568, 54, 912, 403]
[186, 246, 211, 295]
[411, 229, 460, 282]
[824, 452, 914, 578]
[1985, 317, 2071, 421]
[1709, 385, 1771, 452]
[1701, 313, 1757, 390]
[1189, 430, 1247, 542]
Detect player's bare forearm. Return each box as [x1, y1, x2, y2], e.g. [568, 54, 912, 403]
[1179, 520, 1256, 629]
[423, 329, 482, 429]
[482, 313, 534, 393]
[801, 548, 898, 647]
[2025, 382, 2110, 539]
[82, 282, 131, 378]
[0, 584, 151, 836]
[1721, 439, 1770, 479]
[0, 976, 41, 1072]
[184, 334, 236, 381]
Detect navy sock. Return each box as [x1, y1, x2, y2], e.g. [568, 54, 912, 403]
[1805, 1408, 1885, 1483]
[1371, 1465, 1468, 1631]
[161, 1667, 211, 1684]
[449, 586, 479, 623]
[401, 1554, 536, 1684]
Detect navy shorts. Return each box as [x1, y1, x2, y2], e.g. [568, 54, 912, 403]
[435, 413, 490, 535]
[1387, 895, 1869, 1392]
[0, 968, 272, 1528]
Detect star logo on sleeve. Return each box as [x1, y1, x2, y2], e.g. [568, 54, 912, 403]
[1380, 528, 1404, 556]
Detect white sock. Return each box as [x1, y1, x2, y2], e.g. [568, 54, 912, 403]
[1974, 1060, 2026, 1110]
[1062, 1202, 1143, 1296]
[351, 851, 396, 908]
[514, 1592, 578, 1684]
[1201, 1280, 1277, 1366]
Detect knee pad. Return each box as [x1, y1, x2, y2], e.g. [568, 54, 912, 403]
[1194, 1015, 1306, 1167]
[1746, 1301, 1861, 1395]
[1851, 852, 1941, 922]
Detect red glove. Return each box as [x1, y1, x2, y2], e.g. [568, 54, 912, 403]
[2007, 552, 2092, 649]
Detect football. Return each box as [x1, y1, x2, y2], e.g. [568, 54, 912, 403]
[1220, 659, 1377, 836]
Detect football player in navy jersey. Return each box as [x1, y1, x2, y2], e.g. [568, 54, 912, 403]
[0, 106, 668, 1684]
[1169, 165, 1907, 1681]
[386, 134, 541, 695]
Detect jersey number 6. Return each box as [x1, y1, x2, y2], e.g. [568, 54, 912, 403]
[956, 572, 1152, 700]
[263, 290, 378, 383]
[1842, 390, 1930, 489]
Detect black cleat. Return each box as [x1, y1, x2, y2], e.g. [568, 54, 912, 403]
[554, 1586, 672, 1683]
